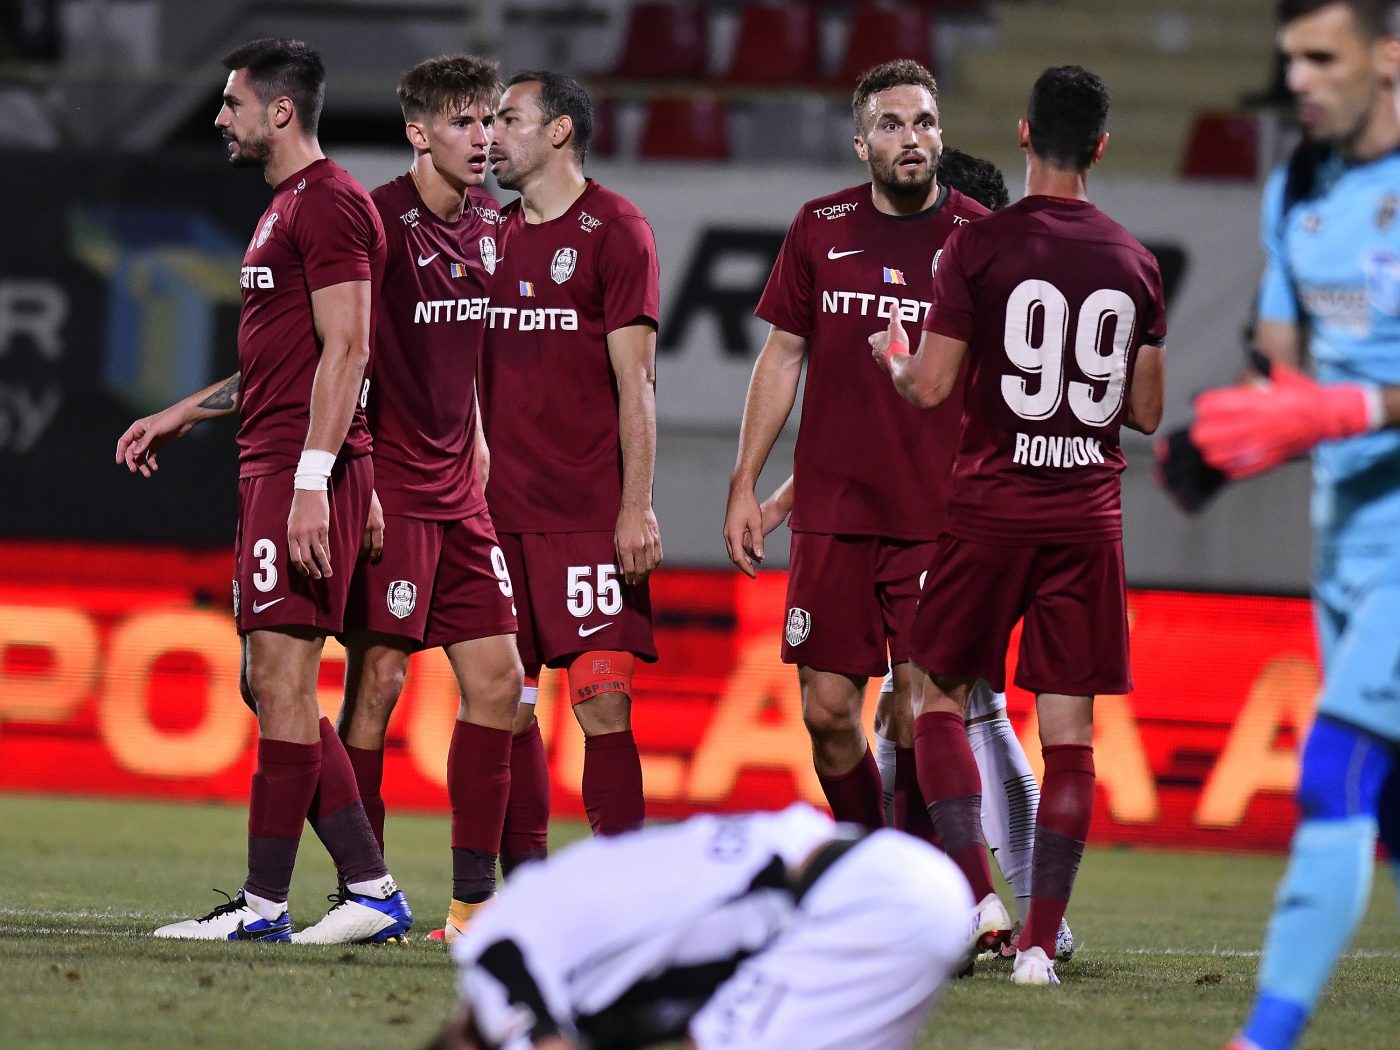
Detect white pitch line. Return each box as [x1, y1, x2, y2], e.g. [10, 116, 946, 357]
[1118, 947, 1400, 959]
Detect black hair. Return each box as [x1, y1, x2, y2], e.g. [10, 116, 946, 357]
[939, 147, 1010, 210]
[1277, 0, 1396, 38]
[506, 70, 593, 159]
[1026, 65, 1110, 171]
[222, 38, 325, 135]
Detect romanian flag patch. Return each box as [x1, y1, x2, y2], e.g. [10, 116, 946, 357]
[883, 268, 906, 285]
[519, 281, 535, 297]
[449, 262, 468, 278]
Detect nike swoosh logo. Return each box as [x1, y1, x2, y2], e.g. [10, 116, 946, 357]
[251, 597, 285, 614]
[232, 919, 283, 941]
[417, 252, 440, 267]
[827, 248, 864, 259]
[578, 622, 613, 638]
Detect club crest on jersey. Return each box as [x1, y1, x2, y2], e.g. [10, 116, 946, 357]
[550, 247, 578, 284]
[1364, 250, 1400, 315]
[386, 579, 418, 620]
[294, 177, 306, 195]
[931, 249, 943, 276]
[255, 212, 279, 248]
[1379, 193, 1398, 232]
[232, 580, 240, 619]
[784, 607, 811, 646]
[883, 267, 906, 285]
[479, 235, 497, 274]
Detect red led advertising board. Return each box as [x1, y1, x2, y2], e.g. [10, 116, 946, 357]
[0, 542, 1317, 850]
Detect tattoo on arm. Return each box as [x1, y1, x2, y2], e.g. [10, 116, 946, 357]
[198, 373, 242, 411]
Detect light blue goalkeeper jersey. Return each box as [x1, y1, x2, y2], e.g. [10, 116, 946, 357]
[1257, 149, 1400, 547]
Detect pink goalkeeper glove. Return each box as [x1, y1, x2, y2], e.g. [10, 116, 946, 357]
[1190, 362, 1384, 479]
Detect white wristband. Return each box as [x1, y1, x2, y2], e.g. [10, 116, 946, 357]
[293, 449, 337, 492]
[1362, 385, 1386, 432]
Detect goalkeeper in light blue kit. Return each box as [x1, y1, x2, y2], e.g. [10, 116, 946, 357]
[1181, 3, 1400, 1049]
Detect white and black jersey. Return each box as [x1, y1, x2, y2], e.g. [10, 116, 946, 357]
[452, 805, 838, 1050]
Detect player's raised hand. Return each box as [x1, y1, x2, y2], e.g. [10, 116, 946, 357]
[114, 404, 197, 478]
[288, 489, 333, 580]
[869, 310, 910, 374]
[722, 487, 765, 578]
[361, 489, 385, 562]
[615, 502, 662, 585]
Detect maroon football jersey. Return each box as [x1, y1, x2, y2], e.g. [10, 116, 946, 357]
[923, 196, 1167, 543]
[369, 174, 499, 519]
[237, 159, 382, 478]
[480, 180, 660, 533]
[756, 183, 988, 539]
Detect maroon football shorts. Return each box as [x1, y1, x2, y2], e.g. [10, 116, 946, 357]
[911, 535, 1131, 696]
[495, 530, 656, 670]
[233, 455, 371, 635]
[345, 509, 518, 648]
[781, 531, 940, 679]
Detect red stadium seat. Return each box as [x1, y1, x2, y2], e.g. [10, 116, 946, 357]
[638, 96, 729, 160]
[589, 95, 617, 158]
[613, 2, 710, 81]
[1181, 112, 1259, 180]
[724, 3, 821, 85]
[835, 5, 936, 85]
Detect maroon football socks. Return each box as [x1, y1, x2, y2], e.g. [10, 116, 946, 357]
[448, 719, 512, 903]
[914, 710, 996, 900]
[344, 741, 386, 855]
[581, 729, 645, 836]
[1020, 743, 1095, 956]
[816, 745, 885, 830]
[246, 736, 321, 904]
[502, 719, 551, 875]
[893, 746, 942, 848]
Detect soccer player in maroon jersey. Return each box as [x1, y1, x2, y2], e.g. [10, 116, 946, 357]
[318, 55, 524, 946]
[751, 144, 1070, 959]
[723, 60, 987, 836]
[482, 71, 662, 851]
[115, 38, 410, 943]
[872, 65, 1167, 986]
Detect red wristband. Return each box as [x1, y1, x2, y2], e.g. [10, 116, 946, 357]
[883, 340, 909, 370]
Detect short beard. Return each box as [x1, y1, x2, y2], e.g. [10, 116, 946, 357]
[227, 134, 271, 170]
[872, 157, 936, 201]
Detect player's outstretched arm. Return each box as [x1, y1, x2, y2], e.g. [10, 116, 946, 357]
[114, 371, 242, 477]
[292, 278, 373, 581]
[724, 327, 806, 578]
[608, 322, 663, 586]
[1123, 344, 1166, 434]
[759, 474, 794, 537]
[871, 311, 966, 410]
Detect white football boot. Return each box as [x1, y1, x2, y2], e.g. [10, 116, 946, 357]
[153, 889, 290, 942]
[1012, 946, 1061, 986]
[291, 880, 413, 944]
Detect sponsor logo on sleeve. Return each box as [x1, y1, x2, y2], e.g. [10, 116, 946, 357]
[479, 235, 497, 274]
[240, 266, 274, 289]
[952, 213, 970, 226]
[550, 247, 578, 284]
[400, 207, 421, 228]
[387, 580, 418, 620]
[784, 607, 811, 646]
[578, 211, 602, 233]
[231, 580, 240, 619]
[812, 202, 859, 220]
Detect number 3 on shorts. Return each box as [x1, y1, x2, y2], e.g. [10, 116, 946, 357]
[252, 538, 278, 592]
[565, 564, 622, 618]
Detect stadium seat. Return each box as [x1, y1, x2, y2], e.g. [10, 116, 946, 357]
[589, 95, 617, 158]
[724, 3, 822, 85]
[612, 2, 709, 81]
[639, 96, 729, 160]
[835, 5, 936, 84]
[1181, 112, 1259, 180]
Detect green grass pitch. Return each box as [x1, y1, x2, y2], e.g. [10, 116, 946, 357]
[3, 794, 1399, 1049]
